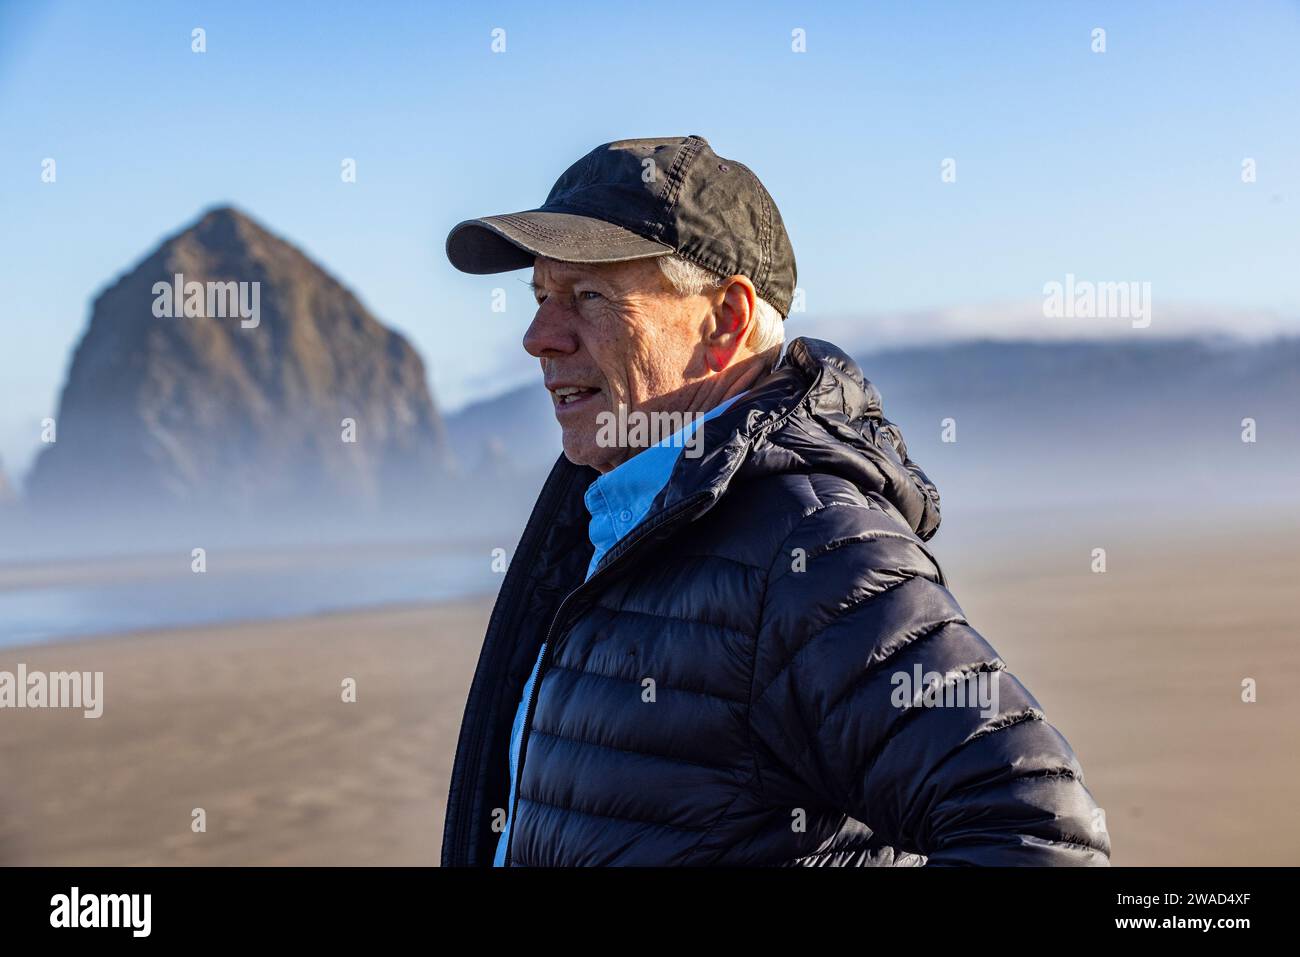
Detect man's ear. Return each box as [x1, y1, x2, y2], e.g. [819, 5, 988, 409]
[706, 276, 757, 373]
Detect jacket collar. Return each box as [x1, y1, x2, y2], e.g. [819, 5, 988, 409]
[625, 337, 941, 541]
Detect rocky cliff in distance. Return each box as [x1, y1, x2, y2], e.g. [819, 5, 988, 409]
[27, 206, 453, 522]
[444, 382, 561, 475]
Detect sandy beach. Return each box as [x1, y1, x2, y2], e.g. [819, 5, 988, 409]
[1, 512, 1297, 866]
[0, 601, 489, 865]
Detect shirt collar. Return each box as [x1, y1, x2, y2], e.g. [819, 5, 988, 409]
[583, 391, 746, 578]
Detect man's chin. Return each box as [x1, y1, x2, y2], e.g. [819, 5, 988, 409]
[560, 433, 625, 474]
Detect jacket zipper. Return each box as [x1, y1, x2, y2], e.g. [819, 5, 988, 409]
[502, 490, 711, 866]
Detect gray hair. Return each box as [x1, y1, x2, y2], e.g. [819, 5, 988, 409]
[656, 255, 785, 362]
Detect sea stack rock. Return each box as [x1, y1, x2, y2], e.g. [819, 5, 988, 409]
[27, 206, 452, 517]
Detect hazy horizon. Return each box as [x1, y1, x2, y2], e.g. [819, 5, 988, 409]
[1, 198, 1296, 481]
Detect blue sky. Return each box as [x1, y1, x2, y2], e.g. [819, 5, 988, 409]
[2, 0, 1298, 477]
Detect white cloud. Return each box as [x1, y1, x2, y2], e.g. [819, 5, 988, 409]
[794, 301, 1299, 353]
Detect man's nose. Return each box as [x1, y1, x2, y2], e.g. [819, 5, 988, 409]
[522, 300, 577, 359]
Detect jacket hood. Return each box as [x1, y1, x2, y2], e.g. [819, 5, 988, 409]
[658, 337, 942, 541]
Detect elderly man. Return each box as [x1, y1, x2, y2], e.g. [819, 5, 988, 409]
[441, 135, 1110, 867]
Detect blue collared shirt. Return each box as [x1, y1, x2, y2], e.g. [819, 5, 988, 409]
[492, 391, 745, 865]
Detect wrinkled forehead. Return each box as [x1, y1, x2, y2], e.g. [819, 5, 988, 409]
[532, 255, 664, 289]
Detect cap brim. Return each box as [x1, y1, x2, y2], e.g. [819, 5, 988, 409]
[446, 209, 673, 274]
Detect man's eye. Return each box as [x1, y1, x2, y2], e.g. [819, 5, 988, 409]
[577, 290, 602, 301]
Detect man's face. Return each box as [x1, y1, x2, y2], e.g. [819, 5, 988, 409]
[523, 256, 709, 473]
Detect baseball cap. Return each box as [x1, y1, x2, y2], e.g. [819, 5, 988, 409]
[445, 135, 797, 317]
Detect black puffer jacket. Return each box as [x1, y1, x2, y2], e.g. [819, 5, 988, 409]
[442, 338, 1110, 866]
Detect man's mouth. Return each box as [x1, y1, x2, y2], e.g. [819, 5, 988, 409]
[549, 385, 602, 411]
